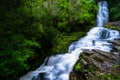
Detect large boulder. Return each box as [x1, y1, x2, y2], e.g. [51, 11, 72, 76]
[70, 39, 120, 80]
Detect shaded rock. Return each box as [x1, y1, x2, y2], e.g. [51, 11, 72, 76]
[70, 71, 86, 80]
[80, 50, 119, 76]
[109, 67, 120, 76]
[70, 39, 120, 80]
[107, 21, 120, 27]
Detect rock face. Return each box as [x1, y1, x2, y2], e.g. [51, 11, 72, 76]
[107, 21, 120, 27]
[70, 39, 120, 80]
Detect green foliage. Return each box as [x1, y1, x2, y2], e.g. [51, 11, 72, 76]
[36, 0, 97, 32]
[0, 35, 40, 79]
[100, 73, 120, 80]
[113, 64, 120, 68]
[105, 24, 120, 31]
[109, 0, 120, 21]
[75, 63, 82, 71]
[52, 31, 86, 54]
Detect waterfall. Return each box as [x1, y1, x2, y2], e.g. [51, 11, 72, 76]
[97, 1, 109, 27]
[20, 1, 120, 80]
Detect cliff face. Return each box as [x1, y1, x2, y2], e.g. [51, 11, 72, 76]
[70, 39, 120, 80]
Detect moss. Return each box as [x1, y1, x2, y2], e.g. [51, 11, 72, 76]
[100, 73, 120, 80]
[105, 24, 120, 31]
[75, 63, 82, 71]
[113, 64, 120, 68]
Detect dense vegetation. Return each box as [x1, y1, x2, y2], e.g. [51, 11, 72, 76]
[0, 0, 119, 80]
[109, 0, 120, 21]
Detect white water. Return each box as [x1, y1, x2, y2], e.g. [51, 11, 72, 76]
[20, 1, 120, 80]
[97, 1, 109, 27]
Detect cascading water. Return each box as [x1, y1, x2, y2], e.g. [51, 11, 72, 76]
[97, 1, 109, 27]
[20, 1, 120, 80]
